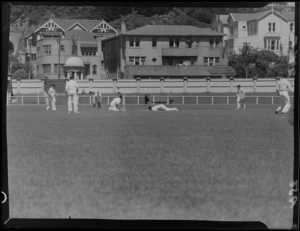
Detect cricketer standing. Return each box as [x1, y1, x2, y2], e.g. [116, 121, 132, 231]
[48, 84, 57, 111]
[65, 76, 80, 113]
[275, 73, 292, 114]
[236, 85, 246, 109]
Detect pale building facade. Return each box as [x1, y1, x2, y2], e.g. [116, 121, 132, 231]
[25, 18, 117, 79]
[227, 10, 295, 56]
[102, 24, 235, 79]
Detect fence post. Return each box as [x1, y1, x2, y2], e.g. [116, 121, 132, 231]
[206, 77, 211, 93]
[276, 76, 280, 89]
[136, 77, 141, 94]
[41, 78, 45, 92]
[160, 77, 164, 93]
[137, 96, 140, 105]
[196, 96, 198, 105]
[253, 77, 257, 93]
[17, 78, 21, 94]
[182, 96, 184, 105]
[38, 96, 40, 105]
[107, 96, 109, 105]
[272, 96, 274, 105]
[22, 96, 24, 105]
[256, 96, 258, 105]
[113, 78, 117, 94]
[212, 96, 214, 105]
[153, 96, 155, 104]
[183, 77, 188, 93]
[227, 96, 229, 105]
[229, 76, 234, 93]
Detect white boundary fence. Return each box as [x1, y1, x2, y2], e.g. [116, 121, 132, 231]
[7, 95, 294, 106]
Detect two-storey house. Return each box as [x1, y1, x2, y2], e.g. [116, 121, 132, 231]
[101, 24, 235, 79]
[25, 18, 117, 79]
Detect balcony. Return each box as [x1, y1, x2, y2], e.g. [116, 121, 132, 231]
[264, 32, 281, 39]
[162, 48, 198, 57]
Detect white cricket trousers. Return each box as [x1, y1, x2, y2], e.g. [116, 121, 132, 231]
[159, 104, 178, 111]
[276, 91, 291, 113]
[50, 97, 56, 110]
[109, 106, 119, 111]
[68, 93, 79, 112]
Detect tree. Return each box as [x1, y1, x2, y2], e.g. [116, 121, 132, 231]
[228, 46, 258, 78]
[255, 50, 280, 78]
[14, 69, 28, 79]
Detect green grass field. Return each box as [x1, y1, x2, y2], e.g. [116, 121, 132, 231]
[6, 104, 294, 228]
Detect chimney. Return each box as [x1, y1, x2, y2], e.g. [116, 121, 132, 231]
[121, 21, 127, 34]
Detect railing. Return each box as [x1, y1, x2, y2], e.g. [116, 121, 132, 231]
[7, 95, 294, 106]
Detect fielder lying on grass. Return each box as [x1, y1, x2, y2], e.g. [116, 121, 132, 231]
[148, 104, 178, 111]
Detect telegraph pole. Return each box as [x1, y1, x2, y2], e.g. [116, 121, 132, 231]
[57, 38, 62, 79]
[243, 42, 250, 78]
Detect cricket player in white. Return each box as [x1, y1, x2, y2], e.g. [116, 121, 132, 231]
[65, 76, 80, 113]
[236, 85, 246, 109]
[148, 104, 178, 111]
[44, 90, 51, 111]
[48, 84, 57, 111]
[275, 74, 292, 114]
[109, 95, 122, 111]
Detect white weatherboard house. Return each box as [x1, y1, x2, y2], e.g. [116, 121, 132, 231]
[227, 9, 295, 56]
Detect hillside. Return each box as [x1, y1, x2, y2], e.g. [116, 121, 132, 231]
[10, 4, 293, 33]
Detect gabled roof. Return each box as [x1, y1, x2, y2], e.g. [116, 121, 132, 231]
[280, 11, 295, 21]
[230, 10, 293, 22]
[219, 15, 229, 25]
[123, 25, 226, 36]
[64, 30, 95, 40]
[53, 19, 104, 31]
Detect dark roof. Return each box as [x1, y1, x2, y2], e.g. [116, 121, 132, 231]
[53, 19, 104, 31]
[123, 25, 226, 36]
[231, 10, 294, 22]
[64, 30, 95, 40]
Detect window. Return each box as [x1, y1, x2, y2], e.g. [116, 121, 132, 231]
[135, 57, 140, 65]
[290, 23, 294, 32]
[215, 39, 220, 46]
[152, 38, 157, 47]
[169, 37, 180, 48]
[81, 47, 97, 56]
[31, 54, 36, 61]
[129, 57, 145, 65]
[268, 23, 271, 32]
[186, 37, 192, 48]
[85, 65, 90, 75]
[101, 60, 104, 68]
[169, 37, 174, 47]
[43, 45, 51, 55]
[43, 64, 51, 74]
[273, 23, 275, 32]
[54, 64, 64, 74]
[37, 65, 39, 74]
[129, 57, 134, 64]
[92, 65, 97, 74]
[130, 38, 134, 47]
[210, 38, 215, 47]
[209, 57, 214, 66]
[215, 57, 220, 65]
[37, 47, 41, 56]
[129, 37, 140, 47]
[204, 57, 208, 66]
